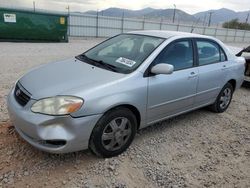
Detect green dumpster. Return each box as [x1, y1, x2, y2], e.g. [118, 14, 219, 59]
[0, 8, 68, 42]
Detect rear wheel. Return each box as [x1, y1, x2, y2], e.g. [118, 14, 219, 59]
[89, 107, 137, 158]
[209, 83, 234, 113]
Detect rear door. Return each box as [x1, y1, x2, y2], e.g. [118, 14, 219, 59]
[194, 39, 229, 107]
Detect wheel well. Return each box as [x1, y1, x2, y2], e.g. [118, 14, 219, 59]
[228, 79, 236, 91]
[107, 105, 141, 130]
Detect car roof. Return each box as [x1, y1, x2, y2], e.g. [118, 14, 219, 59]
[128, 30, 212, 39]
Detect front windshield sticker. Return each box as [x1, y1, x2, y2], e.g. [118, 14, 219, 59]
[116, 57, 136, 67]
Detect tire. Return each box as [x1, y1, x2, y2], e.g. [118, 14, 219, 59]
[209, 82, 234, 113]
[89, 107, 137, 158]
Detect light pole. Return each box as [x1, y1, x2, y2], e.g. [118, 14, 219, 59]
[172, 4, 176, 23]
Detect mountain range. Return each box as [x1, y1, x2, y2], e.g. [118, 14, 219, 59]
[84, 7, 250, 25]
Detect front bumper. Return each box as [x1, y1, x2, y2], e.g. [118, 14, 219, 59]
[7, 89, 102, 154]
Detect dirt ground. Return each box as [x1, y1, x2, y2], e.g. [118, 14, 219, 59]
[0, 39, 249, 188]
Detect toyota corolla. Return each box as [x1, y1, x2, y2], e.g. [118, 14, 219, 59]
[7, 31, 245, 157]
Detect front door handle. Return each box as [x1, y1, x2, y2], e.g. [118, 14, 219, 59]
[188, 72, 198, 79]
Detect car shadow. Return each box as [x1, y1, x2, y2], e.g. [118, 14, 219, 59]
[0, 107, 216, 178]
[12, 107, 212, 158]
[242, 81, 250, 88]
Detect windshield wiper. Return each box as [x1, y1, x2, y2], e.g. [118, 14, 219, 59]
[93, 60, 118, 72]
[76, 54, 92, 62]
[76, 54, 118, 72]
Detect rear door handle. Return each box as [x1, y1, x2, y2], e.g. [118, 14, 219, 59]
[222, 65, 228, 70]
[188, 72, 198, 79]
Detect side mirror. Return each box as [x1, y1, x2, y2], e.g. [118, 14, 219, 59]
[151, 63, 174, 75]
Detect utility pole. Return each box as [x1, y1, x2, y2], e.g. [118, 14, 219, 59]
[245, 12, 249, 23]
[122, 10, 124, 18]
[121, 11, 124, 33]
[203, 13, 207, 26]
[172, 4, 176, 23]
[33, 1, 36, 12]
[66, 5, 70, 36]
[96, 10, 99, 38]
[66, 5, 70, 15]
[208, 12, 213, 27]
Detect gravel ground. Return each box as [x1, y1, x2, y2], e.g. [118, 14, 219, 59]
[0, 39, 250, 188]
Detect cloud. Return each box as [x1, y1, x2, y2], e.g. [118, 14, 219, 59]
[219, 0, 250, 11]
[0, 0, 249, 14]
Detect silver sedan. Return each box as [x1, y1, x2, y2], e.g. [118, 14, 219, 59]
[7, 31, 245, 157]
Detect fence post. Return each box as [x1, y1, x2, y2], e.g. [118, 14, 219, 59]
[202, 27, 206, 35]
[68, 13, 70, 37]
[160, 18, 163, 30]
[234, 29, 237, 42]
[142, 16, 145, 30]
[214, 25, 218, 37]
[176, 24, 179, 31]
[121, 12, 124, 33]
[242, 30, 246, 43]
[96, 11, 99, 38]
[225, 28, 229, 42]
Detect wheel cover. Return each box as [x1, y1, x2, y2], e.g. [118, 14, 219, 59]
[219, 88, 232, 109]
[101, 117, 132, 151]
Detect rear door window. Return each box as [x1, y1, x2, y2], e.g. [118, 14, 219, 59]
[196, 40, 227, 66]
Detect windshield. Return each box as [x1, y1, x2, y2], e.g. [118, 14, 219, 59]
[77, 34, 164, 73]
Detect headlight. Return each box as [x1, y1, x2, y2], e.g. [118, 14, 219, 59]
[31, 96, 83, 115]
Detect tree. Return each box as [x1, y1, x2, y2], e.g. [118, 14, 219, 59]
[223, 19, 250, 30]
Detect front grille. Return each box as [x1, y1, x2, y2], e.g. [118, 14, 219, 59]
[14, 83, 31, 106]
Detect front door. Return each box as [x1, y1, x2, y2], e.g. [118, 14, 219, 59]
[146, 39, 198, 124]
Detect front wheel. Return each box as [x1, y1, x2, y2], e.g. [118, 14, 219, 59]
[89, 107, 137, 158]
[209, 83, 234, 113]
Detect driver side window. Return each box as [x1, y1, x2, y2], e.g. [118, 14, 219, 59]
[98, 38, 135, 56]
[153, 40, 194, 71]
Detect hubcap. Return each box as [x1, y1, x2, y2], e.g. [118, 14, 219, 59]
[219, 88, 232, 109]
[101, 117, 132, 151]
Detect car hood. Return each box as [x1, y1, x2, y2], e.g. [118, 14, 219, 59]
[19, 58, 125, 99]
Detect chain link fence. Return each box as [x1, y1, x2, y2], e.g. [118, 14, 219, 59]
[1, 6, 250, 43]
[69, 13, 250, 43]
